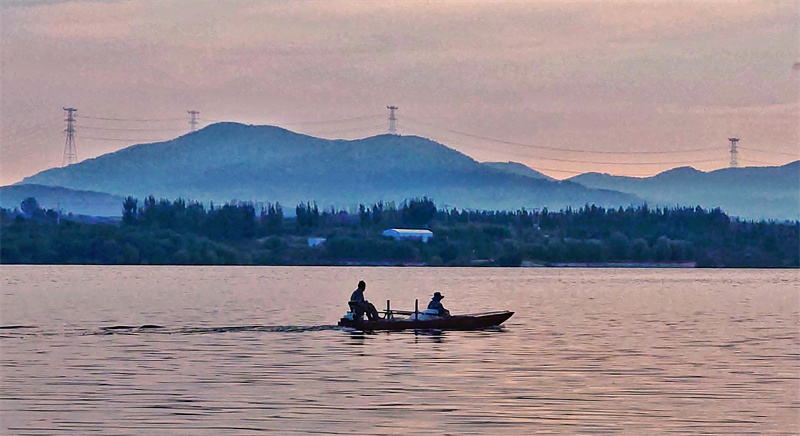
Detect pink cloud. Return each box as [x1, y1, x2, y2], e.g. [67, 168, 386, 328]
[1, 0, 796, 185]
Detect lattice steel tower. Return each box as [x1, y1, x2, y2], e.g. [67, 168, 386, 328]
[728, 137, 739, 168]
[387, 105, 398, 134]
[62, 107, 78, 167]
[188, 110, 200, 132]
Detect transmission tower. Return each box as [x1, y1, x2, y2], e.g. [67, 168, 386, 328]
[387, 105, 398, 134]
[62, 107, 78, 167]
[188, 110, 200, 132]
[728, 137, 739, 168]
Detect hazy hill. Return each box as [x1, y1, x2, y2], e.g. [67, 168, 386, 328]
[482, 161, 554, 181]
[0, 184, 124, 217]
[569, 161, 800, 221]
[19, 123, 638, 212]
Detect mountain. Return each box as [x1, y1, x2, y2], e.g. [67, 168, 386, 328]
[482, 161, 554, 181]
[569, 161, 800, 221]
[18, 122, 639, 212]
[0, 184, 124, 217]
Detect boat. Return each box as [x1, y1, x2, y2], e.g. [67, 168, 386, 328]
[338, 299, 514, 331]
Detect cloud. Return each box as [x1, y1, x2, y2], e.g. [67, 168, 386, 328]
[1, 0, 797, 185]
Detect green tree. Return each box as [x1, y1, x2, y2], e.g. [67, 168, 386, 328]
[262, 202, 283, 233]
[607, 231, 629, 260]
[630, 238, 651, 261]
[295, 202, 320, 233]
[20, 197, 40, 216]
[402, 197, 436, 227]
[496, 242, 523, 266]
[122, 196, 138, 225]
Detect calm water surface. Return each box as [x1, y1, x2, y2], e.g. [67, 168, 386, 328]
[1, 266, 798, 434]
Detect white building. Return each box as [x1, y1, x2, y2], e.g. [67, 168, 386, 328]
[382, 228, 434, 243]
[307, 237, 326, 247]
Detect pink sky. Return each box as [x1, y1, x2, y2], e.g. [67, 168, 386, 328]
[1, 0, 798, 185]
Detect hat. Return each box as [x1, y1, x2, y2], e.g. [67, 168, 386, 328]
[432, 292, 444, 301]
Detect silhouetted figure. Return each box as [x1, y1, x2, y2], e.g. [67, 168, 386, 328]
[427, 291, 450, 317]
[349, 280, 380, 321]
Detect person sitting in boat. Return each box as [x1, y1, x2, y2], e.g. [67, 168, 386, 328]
[427, 292, 451, 317]
[349, 280, 380, 321]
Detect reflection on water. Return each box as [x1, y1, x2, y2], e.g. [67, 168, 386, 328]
[414, 329, 446, 344]
[1, 266, 798, 434]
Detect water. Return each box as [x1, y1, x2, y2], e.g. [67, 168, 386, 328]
[1, 266, 798, 435]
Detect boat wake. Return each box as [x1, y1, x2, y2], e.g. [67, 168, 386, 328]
[97, 324, 343, 335]
[1, 324, 342, 338]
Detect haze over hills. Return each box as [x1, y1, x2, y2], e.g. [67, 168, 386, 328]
[482, 161, 555, 181]
[0, 184, 124, 217]
[569, 161, 800, 221]
[17, 122, 639, 214]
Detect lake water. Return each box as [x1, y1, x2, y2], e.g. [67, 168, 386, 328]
[1, 266, 798, 435]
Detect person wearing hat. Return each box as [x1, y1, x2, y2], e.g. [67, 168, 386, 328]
[427, 291, 450, 317]
[349, 280, 380, 321]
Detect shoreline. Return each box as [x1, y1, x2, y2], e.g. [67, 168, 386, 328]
[0, 261, 715, 268]
[536, 261, 697, 268]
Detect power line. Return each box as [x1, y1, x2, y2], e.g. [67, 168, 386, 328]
[198, 115, 383, 126]
[403, 115, 723, 155]
[738, 157, 788, 166]
[537, 167, 661, 177]
[196, 114, 385, 126]
[738, 146, 799, 158]
[488, 146, 724, 168]
[81, 135, 172, 142]
[80, 125, 186, 132]
[495, 148, 723, 166]
[76, 115, 185, 122]
[27, 109, 796, 174]
[1, 129, 62, 148]
[0, 119, 62, 140]
[406, 127, 698, 178]
[408, 125, 726, 166]
[282, 114, 384, 126]
[304, 124, 387, 136]
[487, 159, 665, 177]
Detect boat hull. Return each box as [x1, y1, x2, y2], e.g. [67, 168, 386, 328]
[338, 311, 514, 332]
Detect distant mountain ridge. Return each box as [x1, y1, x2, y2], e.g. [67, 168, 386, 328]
[18, 122, 639, 213]
[569, 161, 800, 221]
[482, 161, 554, 181]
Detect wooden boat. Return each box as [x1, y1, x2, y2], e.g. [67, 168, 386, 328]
[338, 310, 514, 331]
[338, 299, 513, 331]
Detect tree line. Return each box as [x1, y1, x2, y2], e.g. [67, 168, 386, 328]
[1, 196, 797, 268]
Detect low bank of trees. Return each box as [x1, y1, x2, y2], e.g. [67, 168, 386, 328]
[1, 196, 797, 268]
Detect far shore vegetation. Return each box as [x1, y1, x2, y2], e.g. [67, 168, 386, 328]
[1, 196, 797, 268]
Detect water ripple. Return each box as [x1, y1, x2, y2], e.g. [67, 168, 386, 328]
[2, 266, 798, 435]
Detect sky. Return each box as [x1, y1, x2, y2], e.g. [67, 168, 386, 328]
[1, 0, 798, 186]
